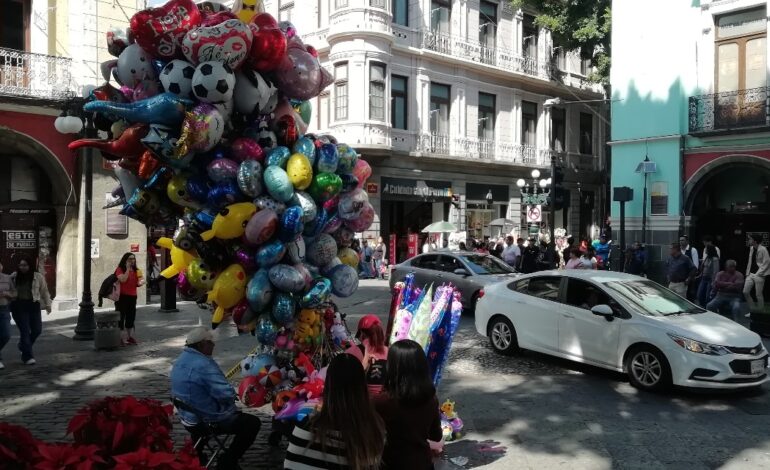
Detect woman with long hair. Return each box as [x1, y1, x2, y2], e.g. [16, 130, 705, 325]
[697, 244, 720, 307]
[9, 257, 51, 365]
[284, 353, 385, 469]
[375, 339, 442, 470]
[345, 315, 388, 397]
[115, 252, 144, 346]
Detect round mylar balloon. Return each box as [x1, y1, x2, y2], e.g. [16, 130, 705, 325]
[271, 293, 295, 325]
[337, 247, 358, 269]
[294, 262, 313, 289]
[328, 264, 359, 297]
[268, 264, 305, 293]
[207, 158, 239, 183]
[177, 271, 201, 300]
[316, 143, 339, 174]
[345, 202, 375, 232]
[177, 104, 225, 155]
[263, 166, 294, 202]
[246, 269, 273, 312]
[337, 144, 358, 173]
[254, 195, 287, 214]
[308, 172, 342, 203]
[235, 246, 258, 273]
[244, 208, 278, 245]
[237, 160, 264, 198]
[256, 239, 286, 268]
[292, 137, 315, 163]
[278, 206, 304, 242]
[352, 159, 372, 189]
[187, 258, 217, 290]
[286, 236, 305, 264]
[286, 153, 313, 190]
[300, 278, 331, 308]
[231, 137, 265, 162]
[266, 146, 291, 167]
[307, 233, 337, 267]
[291, 191, 317, 223]
[338, 188, 369, 221]
[334, 227, 355, 248]
[255, 313, 279, 345]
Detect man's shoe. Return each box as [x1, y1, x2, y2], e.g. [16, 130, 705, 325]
[24, 358, 36, 365]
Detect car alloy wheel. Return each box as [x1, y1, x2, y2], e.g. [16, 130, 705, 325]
[488, 317, 518, 356]
[625, 346, 672, 392]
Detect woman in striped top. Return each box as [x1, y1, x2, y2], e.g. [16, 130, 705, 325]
[284, 354, 385, 470]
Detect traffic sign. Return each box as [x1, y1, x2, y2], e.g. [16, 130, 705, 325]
[527, 205, 542, 223]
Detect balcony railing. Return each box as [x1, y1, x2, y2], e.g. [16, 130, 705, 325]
[415, 133, 553, 166]
[689, 86, 770, 134]
[0, 47, 74, 100]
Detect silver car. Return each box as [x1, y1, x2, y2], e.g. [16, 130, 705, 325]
[389, 251, 519, 311]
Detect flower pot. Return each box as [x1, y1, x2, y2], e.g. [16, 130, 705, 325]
[94, 311, 122, 350]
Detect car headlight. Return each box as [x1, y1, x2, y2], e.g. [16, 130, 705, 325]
[667, 333, 730, 356]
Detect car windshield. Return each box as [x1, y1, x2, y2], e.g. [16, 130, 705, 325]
[459, 254, 515, 275]
[604, 280, 706, 316]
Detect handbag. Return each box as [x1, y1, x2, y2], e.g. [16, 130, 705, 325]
[107, 279, 121, 302]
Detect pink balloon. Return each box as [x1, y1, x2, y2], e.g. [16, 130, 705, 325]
[207, 158, 239, 182]
[231, 137, 265, 162]
[352, 159, 372, 189]
[273, 46, 333, 101]
[345, 202, 374, 232]
[244, 209, 278, 245]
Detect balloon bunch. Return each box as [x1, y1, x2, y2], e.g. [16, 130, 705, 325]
[66, 0, 375, 335]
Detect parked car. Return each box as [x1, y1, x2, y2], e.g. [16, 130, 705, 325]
[475, 270, 769, 392]
[389, 251, 518, 310]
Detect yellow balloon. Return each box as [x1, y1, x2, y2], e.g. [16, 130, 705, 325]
[156, 237, 196, 278]
[200, 202, 257, 241]
[338, 247, 359, 269]
[235, 0, 264, 23]
[167, 175, 202, 210]
[186, 258, 217, 290]
[207, 264, 248, 328]
[286, 153, 313, 191]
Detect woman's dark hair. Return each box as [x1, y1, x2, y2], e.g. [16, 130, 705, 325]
[385, 339, 435, 406]
[459, 242, 467, 251]
[570, 248, 582, 258]
[311, 354, 384, 470]
[705, 244, 718, 259]
[14, 256, 35, 284]
[117, 252, 135, 272]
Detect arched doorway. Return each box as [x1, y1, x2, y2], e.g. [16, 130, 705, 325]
[685, 156, 770, 273]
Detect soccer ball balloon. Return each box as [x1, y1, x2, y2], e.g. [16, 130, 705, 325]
[192, 61, 235, 104]
[159, 59, 195, 98]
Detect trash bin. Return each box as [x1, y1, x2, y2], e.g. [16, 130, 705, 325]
[94, 311, 121, 350]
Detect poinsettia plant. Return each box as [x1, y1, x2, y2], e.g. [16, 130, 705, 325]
[67, 396, 174, 455]
[34, 443, 106, 470]
[0, 422, 41, 469]
[112, 445, 205, 470]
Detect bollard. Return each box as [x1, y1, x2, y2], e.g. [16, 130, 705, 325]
[94, 311, 122, 350]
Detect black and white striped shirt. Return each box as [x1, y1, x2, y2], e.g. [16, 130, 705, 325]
[284, 423, 349, 469]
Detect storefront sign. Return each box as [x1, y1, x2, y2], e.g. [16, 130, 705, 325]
[366, 182, 379, 195]
[650, 182, 668, 215]
[389, 234, 396, 266]
[130, 243, 140, 253]
[381, 177, 452, 201]
[407, 233, 419, 258]
[3, 230, 36, 249]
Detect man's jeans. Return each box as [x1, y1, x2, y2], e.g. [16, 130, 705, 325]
[744, 273, 766, 312]
[707, 295, 743, 321]
[0, 305, 11, 361]
[11, 300, 42, 362]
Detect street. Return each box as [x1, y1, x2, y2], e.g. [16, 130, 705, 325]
[2, 280, 770, 469]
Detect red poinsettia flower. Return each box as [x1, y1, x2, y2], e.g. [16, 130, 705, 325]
[0, 422, 41, 465]
[34, 443, 107, 470]
[113, 448, 178, 470]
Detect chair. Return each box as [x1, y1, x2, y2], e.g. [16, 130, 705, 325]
[171, 397, 240, 469]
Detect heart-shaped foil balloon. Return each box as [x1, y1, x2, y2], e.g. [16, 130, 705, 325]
[130, 0, 202, 59]
[182, 18, 253, 69]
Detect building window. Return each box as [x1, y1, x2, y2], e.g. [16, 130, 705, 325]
[278, 0, 293, 21]
[0, 0, 29, 51]
[479, 1, 497, 48]
[478, 92, 496, 141]
[430, 82, 451, 135]
[715, 7, 766, 93]
[431, 0, 451, 34]
[392, 0, 408, 26]
[318, 92, 330, 130]
[391, 75, 408, 129]
[521, 101, 537, 146]
[335, 0, 348, 9]
[334, 63, 348, 121]
[370, 0, 386, 8]
[580, 58, 591, 76]
[369, 62, 386, 121]
[551, 107, 566, 152]
[522, 13, 537, 60]
[553, 49, 566, 70]
[579, 112, 593, 155]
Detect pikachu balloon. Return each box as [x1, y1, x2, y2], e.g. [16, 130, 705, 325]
[156, 237, 197, 278]
[208, 264, 248, 328]
[200, 202, 257, 241]
[234, 0, 264, 23]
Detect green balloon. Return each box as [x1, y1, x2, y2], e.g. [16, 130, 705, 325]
[308, 172, 342, 202]
[297, 101, 312, 125]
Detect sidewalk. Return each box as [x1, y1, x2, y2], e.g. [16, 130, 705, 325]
[0, 279, 394, 468]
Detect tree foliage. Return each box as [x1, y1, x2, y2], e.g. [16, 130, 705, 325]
[511, 0, 611, 84]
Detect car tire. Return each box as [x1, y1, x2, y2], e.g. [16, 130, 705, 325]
[625, 345, 672, 392]
[487, 316, 519, 356]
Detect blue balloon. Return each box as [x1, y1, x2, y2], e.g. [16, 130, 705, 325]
[247, 269, 274, 312]
[290, 191, 318, 223]
[152, 59, 167, 76]
[300, 278, 332, 308]
[186, 175, 210, 203]
[268, 264, 306, 293]
[256, 239, 287, 268]
[266, 146, 292, 168]
[328, 264, 359, 297]
[208, 180, 243, 208]
[271, 293, 296, 326]
[279, 206, 304, 242]
[316, 143, 339, 173]
[336, 144, 358, 174]
[292, 137, 316, 164]
[263, 166, 294, 202]
[83, 92, 190, 127]
[255, 314, 279, 345]
[339, 173, 359, 193]
[192, 208, 216, 230]
[322, 213, 344, 234]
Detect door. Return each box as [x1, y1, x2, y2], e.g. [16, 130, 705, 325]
[507, 276, 561, 352]
[558, 278, 623, 367]
[409, 254, 440, 287]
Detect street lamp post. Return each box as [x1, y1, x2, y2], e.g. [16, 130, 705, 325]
[517, 169, 550, 240]
[56, 99, 96, 341]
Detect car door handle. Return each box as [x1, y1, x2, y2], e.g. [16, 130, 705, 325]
[562, 313, 574, 318]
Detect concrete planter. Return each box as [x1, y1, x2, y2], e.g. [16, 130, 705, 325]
[94, 311, 122, 350]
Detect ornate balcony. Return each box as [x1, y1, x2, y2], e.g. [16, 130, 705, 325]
[0, 47, 74, 101]
[416, 133, 552, 166]
[689, 87, 770, 135]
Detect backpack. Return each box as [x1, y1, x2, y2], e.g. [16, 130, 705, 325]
[97, 273, 120, 307]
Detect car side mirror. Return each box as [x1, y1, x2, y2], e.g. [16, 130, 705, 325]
[591, 304, 614, 321]
[453, 268, 469, 276]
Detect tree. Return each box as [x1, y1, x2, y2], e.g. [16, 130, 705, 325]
[511, 0, 611, 85]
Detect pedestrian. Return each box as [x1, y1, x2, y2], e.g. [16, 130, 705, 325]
[345, 315, 388, 397]
[171, 327, 261, 469]
[536, 239, 557, 271]
[516, 238, 525, 270]
[707, 260, 745, 321]
[9, 257, 51, 365]
[285, 354, 385, 469]
[502, 235, 521, 268]
[375, 339, 442, 470]
[458, 241, 467, 251]
[744, 233, 769, 315]
[373, 236, 386, 280]
[679, 235, 699, 300]
[0, 262, 16, 370]
[565, 248, 584, 269]
[581, 246, 598, 270]
[624, 242, 647, 276]
[115, 252, 144, 346]
[362, 240, 374, 279]
[520, 239, 539, 274]
[701, 235, 721, 262]
[562, 236, 575, 266]
[666, 242, 697, 298]
[697, 245, 720, 307]
[594, 236, 611, 269]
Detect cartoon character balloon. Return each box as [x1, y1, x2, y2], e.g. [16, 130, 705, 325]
[207, 263, 248, 328]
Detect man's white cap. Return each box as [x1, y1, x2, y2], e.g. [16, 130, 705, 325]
[186, 326, 214, 346]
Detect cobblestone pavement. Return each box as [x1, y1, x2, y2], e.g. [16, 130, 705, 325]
[3, 279, 770, 469]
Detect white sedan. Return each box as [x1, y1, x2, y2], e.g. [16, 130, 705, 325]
[475, 270, 769, 391]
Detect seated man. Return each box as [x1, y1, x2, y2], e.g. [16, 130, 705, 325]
[706, 259, 745, 321]
[171, 327, 260, 469]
